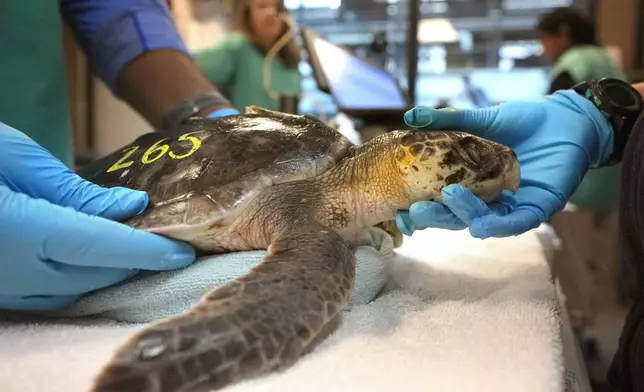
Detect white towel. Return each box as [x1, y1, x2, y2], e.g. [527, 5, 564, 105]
[47, 227, 394, 323]
[0, 227, 567, 392]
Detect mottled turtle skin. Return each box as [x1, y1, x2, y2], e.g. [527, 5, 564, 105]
[82, 106, 520, 392]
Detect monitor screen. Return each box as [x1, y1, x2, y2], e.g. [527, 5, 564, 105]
[308, 35, 408, 110]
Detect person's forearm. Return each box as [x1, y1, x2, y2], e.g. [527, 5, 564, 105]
[114, 49, 231, 128]
[60, 0, 234, 129]
[633, 82, 644, 98]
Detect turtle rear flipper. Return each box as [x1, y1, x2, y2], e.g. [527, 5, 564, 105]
[91, 218, 356, 392]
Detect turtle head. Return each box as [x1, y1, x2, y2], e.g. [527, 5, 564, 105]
[394, 130, 521, 204]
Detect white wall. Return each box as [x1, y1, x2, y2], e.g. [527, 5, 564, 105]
[91, 0, 232, 155]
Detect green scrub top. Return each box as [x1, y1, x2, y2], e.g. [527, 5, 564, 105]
[193, 32, 302, 112]
[0, 2, 74, 168]
[550, 45, 626, 213]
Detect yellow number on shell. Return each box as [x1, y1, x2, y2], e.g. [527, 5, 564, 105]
[141, 138, 170, 164]
[106, 145, 139, 173]
[168, 131, 202, 159]
[104, 132, 203, 173]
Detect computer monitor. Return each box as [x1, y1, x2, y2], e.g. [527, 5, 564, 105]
[301, 28, 411, 121]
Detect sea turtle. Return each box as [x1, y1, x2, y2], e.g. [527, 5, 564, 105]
[81, 106, 520, 392]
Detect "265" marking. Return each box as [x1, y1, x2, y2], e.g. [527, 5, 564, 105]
[106, 131, 203, 173]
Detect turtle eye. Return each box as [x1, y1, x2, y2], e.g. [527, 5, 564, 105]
[409, 143, 424, 156]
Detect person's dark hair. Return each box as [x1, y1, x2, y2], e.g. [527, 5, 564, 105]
[536, 7, 598, 46]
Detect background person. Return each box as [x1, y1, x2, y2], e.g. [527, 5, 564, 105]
[193, 0, 302, 112]
[536, 6, 624, 215]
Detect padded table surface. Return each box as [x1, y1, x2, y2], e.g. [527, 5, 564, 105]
[0, 225, 585, 392]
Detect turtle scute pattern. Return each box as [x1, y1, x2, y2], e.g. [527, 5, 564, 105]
[78, 110, 354, 235]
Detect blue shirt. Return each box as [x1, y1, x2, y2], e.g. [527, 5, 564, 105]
[60, 0, 190, 92]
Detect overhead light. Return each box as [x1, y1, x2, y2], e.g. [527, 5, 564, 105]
[420, 2, 448, 13]
[502, 0, 571, 9]
[417, 18, 460, 43]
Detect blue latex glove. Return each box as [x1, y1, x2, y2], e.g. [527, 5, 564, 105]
[395, 90, 614, 239]
[0, 123, 196, 311]
[207, 107, 240, 118]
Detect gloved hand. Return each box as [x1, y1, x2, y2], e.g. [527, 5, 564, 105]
[207, 107, 240, 118]
[395, 90, 614, 239]
[0, 123, 196, 312]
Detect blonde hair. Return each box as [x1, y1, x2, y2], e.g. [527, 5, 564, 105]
[233, 0, 301, 68]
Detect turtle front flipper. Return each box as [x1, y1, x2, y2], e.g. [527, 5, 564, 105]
[90, 218, 355, 392]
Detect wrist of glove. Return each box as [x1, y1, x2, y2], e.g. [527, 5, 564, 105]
[395, 90, 614, 239]
[0, 123, 196, 311]
[207, 108, 240, 118]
